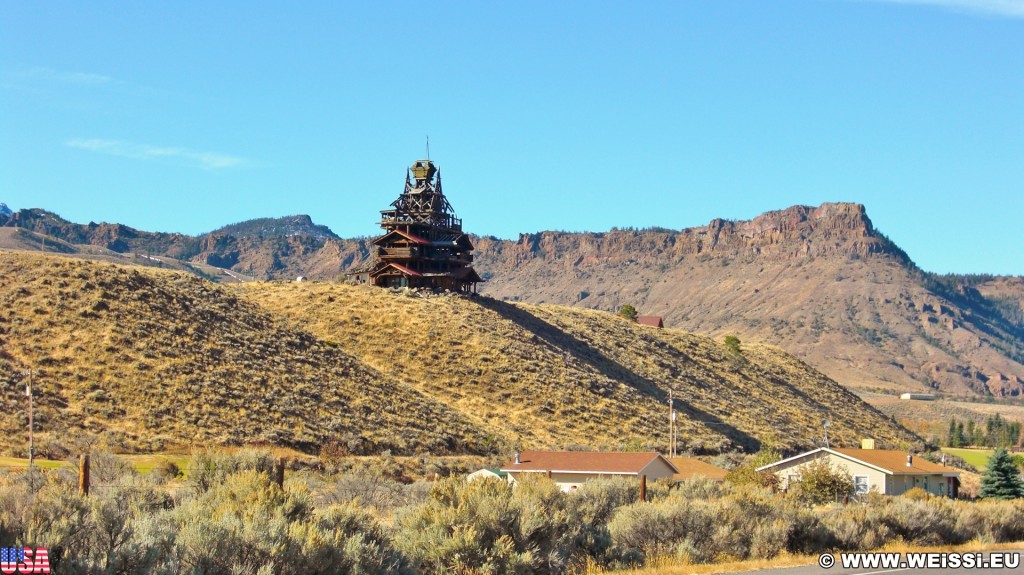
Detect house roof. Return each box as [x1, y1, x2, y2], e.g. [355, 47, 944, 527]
[757, 448, 959, 477]
[378, 262, 422, 277]
[831, 448, 959, 476]
[372, 229, 430, 246]
[637, 316, 664, 328]
[501, 451, 678, 475]
[668, 457, 728, 481]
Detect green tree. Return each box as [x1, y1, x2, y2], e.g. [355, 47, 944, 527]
[979, 448, 1024, 500]
[617, 305, 638, 322]
[723, 335, 742, 356]
[725, 447, 781, 490]
[946, 417, 966, 448]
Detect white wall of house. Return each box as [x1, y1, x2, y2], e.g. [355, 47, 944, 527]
[508, 466, 675, 492]
[768, 452, 950, 496]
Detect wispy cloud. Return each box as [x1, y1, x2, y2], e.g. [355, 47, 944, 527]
[24, 66, 114, 85]
[863, 0, 1024, 18]
[66, 138, 247, 170]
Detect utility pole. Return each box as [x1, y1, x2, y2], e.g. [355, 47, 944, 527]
[24, 369, 34, 493]
[668, 390, 674, 458]
[672, 409, 678, 458]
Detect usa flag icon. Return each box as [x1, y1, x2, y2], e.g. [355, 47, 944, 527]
[0, 547, 50, 574]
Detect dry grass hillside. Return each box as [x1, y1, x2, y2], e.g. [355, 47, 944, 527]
[0, 250, 919, 458]
[238, 281, 919, 454]
[0, 252, 490, 457]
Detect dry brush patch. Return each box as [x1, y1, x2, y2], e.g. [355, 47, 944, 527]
[0, 252, 492, 456]
[239, 280, 919, 454]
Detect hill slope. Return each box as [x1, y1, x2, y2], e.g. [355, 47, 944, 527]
[0, 251, 917, 457]
[0, 252, 489, 457]
[473, 204, 1024, 398]
[238, 280, 918, 454]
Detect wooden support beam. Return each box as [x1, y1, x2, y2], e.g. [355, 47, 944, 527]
[639, 474, 647, 503]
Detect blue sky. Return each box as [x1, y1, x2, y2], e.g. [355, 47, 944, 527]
[2, 1, 1022, 275]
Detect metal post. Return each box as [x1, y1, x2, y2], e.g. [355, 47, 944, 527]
[79, 454, 90, 496]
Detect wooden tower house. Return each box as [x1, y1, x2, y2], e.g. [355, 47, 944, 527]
[364, 159, 483, 292]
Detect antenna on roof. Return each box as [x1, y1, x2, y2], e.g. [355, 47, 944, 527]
[426, 135, 430, 161]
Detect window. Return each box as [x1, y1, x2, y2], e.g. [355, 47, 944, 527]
[854, 475, 869, 495]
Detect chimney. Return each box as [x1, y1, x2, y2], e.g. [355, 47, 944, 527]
[861, 438, 875, 450]
[906, 455, 913, 467]
[514, 451, 521, 465]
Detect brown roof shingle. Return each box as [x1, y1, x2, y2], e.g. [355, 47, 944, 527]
[500, 451, 674, 475]
[832, 448, 958, 475]
[668, 457, 728, 481]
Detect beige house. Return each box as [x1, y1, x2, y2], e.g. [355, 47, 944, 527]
[757, 446, 960, 498]
[500, 451, 678, 492]
[668, 456, 728, 482]
[466, 468, 509, 483]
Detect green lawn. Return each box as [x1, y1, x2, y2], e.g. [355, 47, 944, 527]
[0, 454, 191, 476]
[941, 448, 994, 470]
[0, 456, 66, 470]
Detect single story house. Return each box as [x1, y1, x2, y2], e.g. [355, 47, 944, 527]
[668, 456, 728, 482]
[500, 451, 678, 492]
[466, 468, 509, 483]
[757, 446, 960, 498]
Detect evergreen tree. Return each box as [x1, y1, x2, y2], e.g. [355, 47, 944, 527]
[946, 417, 966, 448]
[979, 448, 1024, 500]
[617, 304, 638, 321]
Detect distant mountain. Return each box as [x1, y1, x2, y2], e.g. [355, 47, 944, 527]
[3, 202, 1022, 400]
[0, 203, 12, 218]
[207, 215, 340, 240]
[472, 204, 1024, 399]
[0, 208, 360, 279]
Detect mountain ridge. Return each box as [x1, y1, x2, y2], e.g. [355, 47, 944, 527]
[2, 202, 1022, 399]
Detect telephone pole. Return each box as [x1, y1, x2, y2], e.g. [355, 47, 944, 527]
[668, 390, 674, 458]
[24, 369, 34, 493]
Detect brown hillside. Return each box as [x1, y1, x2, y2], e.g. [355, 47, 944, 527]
[0, 252, 491, 457]
[472, 204, 1024, 399]
[7, 203, 1023, 402]
[238, 280, 919, 454]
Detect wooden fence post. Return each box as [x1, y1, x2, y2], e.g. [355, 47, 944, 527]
[639, 474, 647, 502]
[79, 454, 90, 496]
[274, 457, 286, 488]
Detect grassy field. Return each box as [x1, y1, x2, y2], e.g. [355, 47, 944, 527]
[941, 448, 994, 470]
[0, 454, 191, 475]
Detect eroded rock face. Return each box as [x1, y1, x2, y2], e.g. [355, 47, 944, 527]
[470, 203, 1024, 398]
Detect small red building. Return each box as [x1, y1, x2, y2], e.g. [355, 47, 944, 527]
[637, 316, 664, 328]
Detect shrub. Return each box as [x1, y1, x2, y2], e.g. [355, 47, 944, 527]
[787, 459, 853, 506]
[954, 499, 1024, 543]
[396, 476, 572, 575]
[818, 505, 893, 550]
[879, 498, 960, 545]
